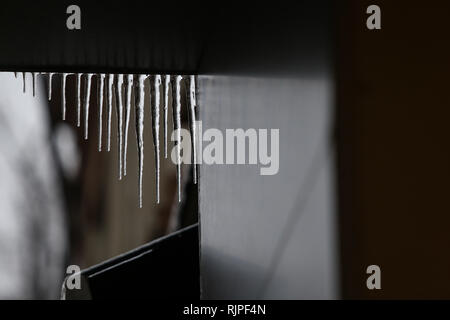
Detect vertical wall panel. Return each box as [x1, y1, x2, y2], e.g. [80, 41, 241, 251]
[198, 73, 337, 299]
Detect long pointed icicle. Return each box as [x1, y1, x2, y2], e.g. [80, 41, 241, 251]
[173, 75, 182, 202]
[151, 75, 161, 203]
[48, 73, 54, 100]
[188, 75, 198, 184]
[98, 74, 105, 151]
[14, 72, 17, 78]
[84, 73, 93, 140]
[135, 75, 146, 208]
[76, 73, 82, 127]
[32, 72, 37, 97]
[163, 75, 171, 158]
[107, 74, 114, 152]
[123, 74, 133, 176]
[115, 74, 124, 180]
[61, 73, 68, 120]
[22, 72, 26, 93]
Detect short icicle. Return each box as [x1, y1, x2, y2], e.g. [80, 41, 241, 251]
[115, 74, 124, 180]
[135, 75, 146, 208]
[123, 74, 133, 176]
[22, 72, 26, 93]
[84, 73, 93, 139]
[97, 74, 105, 151]
[48, 73, 54, 100]
[107, 74, 114, 152]
[32, 72, 37, 97]
[61, 73, 68, 120]
[172, 75, 182, 202]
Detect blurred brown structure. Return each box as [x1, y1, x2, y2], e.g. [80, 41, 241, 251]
[337, 0, 450, 298]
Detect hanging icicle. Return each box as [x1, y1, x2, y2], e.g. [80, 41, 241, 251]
[48, 73, 54, 100]
[84, 73, 93, 140]
[98, 73, 105, 151]
[187, 75, 198, 184]
[123, 74, 133, 176]
[61, 73, 68, 120]
[135, 75, 146, 208]
[151, 75, 161, 203]
[32, 72, 37, 97]
[107, 74, 114, 152]
[76, 73, 82, 127]
[22, 72, 26, 93]
[163, 75, 171, 159]
[172, 75, 182, 202]
[115, 74, 124, 180]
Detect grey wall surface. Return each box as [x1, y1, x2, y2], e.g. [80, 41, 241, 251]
[196, 0, 336, 299]
[197, 1, 336, 299]
[198, 73, 338, 299]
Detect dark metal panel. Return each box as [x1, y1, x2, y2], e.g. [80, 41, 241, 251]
[64, 224, 199, 299]
[0, 1, 211, 74]
[0, 1, 331, 75]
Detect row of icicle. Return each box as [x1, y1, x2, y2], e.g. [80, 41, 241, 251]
[14, 71, 198, 207]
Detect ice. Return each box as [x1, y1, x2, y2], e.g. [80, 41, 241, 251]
[123, 74, 133, 176]
[22, 72, 26, 93]
[106, 74, 114, 152]
[163, 75, 171, 159]
[97, 74, 105, 151]
[83, 74, 93, 139]
[76, 73, 82, 127]
[61, 73, 68, 120]
[115, 74, 124, 180]
[48, 73, 54, 100]
[172, 75, 182, 202]
[151, 75, 161, 203]
[135, 75, 146, 208]
[32, 72, 37, 97]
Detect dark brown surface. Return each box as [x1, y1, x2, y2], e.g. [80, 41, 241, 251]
[337, 1, 450, 298]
